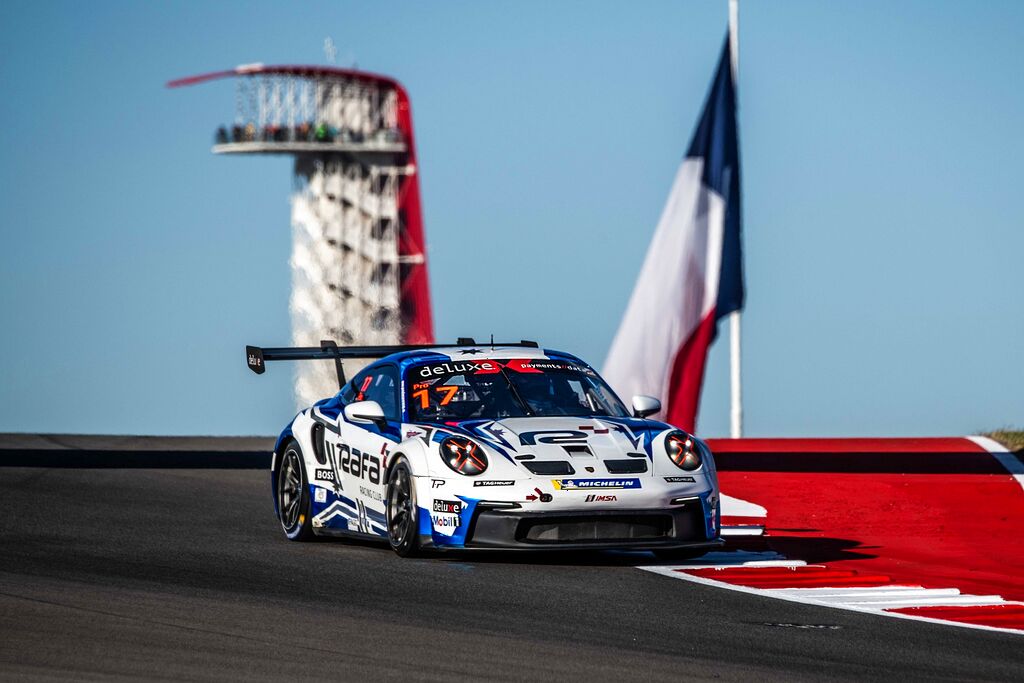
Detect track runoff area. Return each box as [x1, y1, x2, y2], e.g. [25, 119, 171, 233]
[646, 436, 1024, 635]
[1, 435, 1023, 681]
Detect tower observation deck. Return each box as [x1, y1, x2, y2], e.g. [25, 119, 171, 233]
[169, 64, 434, 405]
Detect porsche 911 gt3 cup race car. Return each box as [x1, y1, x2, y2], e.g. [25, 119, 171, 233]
[246, 339, 722, 558]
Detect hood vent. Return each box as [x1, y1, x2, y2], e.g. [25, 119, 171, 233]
[523, 461, 575, 476]
[605, 459, 648, 474]
[562, 445, 593, 457]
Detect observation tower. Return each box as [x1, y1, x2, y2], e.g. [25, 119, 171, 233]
[169, 64, 434, 405]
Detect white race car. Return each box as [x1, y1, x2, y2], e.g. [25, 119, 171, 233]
[246, 340, 722, 558]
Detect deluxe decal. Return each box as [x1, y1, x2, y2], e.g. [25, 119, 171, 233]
[414, 359, 593, 378]
[473, 480, 514, 487]
[314, 488, 327, 503]
[430, 498, 464, 537]
[664, 476, 696, 483]
[416, 361, 501, 378]
[551, 478, 642, 491]
[432, 499, 462, 514]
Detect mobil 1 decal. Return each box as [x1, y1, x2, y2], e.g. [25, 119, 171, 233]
[431, 499, 463, 536]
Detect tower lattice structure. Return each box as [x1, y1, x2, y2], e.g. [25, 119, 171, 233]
[170, 65, 434, 405]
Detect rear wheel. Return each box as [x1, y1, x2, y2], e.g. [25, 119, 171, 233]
[277, 442, 314, 541]
[386, 461, 421, 557]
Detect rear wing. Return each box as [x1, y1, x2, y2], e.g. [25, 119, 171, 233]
[245, 338, 539, 388]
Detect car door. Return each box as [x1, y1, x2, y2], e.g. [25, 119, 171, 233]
[336, 364, 400, 535]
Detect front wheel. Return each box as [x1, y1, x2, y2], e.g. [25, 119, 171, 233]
[386, 461, 421, 557]
[277, 441, 314, 541]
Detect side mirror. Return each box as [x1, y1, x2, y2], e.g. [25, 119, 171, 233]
[344, 400, 387, 426]
[631, 395, 661, 418]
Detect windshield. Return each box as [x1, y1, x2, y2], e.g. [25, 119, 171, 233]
[405, 358, 630, 421]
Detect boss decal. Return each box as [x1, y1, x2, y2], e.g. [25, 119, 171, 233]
[432, 499, 462, 514]
[314, 468, 335, 482]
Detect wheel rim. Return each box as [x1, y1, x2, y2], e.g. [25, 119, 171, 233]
[278, 449, 303, 531]
[387, 467, 414, 545]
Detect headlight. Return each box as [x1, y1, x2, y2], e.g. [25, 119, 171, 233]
[665, 431, 702, 471]
[440, 436, 488, 476]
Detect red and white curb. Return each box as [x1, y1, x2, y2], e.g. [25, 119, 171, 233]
[640, 436, 1024, 635]
[720, 493, 766, 537]
[640, 552, 1024, 635]
[968, 435, 1024, 493]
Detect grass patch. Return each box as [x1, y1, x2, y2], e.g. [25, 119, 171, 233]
[982, 429, 1024, 453]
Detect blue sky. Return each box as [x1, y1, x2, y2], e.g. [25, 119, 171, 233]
[1, 1, 1021, 437]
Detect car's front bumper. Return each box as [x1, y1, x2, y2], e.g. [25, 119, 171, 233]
[423, 497, 722, 551]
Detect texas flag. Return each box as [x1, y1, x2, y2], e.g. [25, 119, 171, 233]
[604, 35, 743, 432]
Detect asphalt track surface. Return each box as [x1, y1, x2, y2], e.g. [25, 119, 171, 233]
[1, 440, 1022, 681]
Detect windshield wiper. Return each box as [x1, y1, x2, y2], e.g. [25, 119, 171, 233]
[498, 366, 535, 416]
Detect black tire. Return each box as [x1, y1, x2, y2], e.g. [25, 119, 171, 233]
[385, 461, 421, 557]
[277, 441, 315, 541]
[653, 548, 709, 562]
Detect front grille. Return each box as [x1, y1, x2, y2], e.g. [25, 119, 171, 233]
[605, 459, 648, 474]
[518, 514, 673, 543]
[522, 461, 575, 475]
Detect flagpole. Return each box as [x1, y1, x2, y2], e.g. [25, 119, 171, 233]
[728, 0, 743, 439]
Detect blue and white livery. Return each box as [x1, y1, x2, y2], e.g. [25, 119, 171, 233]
[247, 339, 723, 558]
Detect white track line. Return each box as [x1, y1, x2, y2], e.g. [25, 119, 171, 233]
[968, 435, 1024, 493]
[721, 524, 765, 537]
[640, 548, 1024, 636]
[640, 564, 1024, 636]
